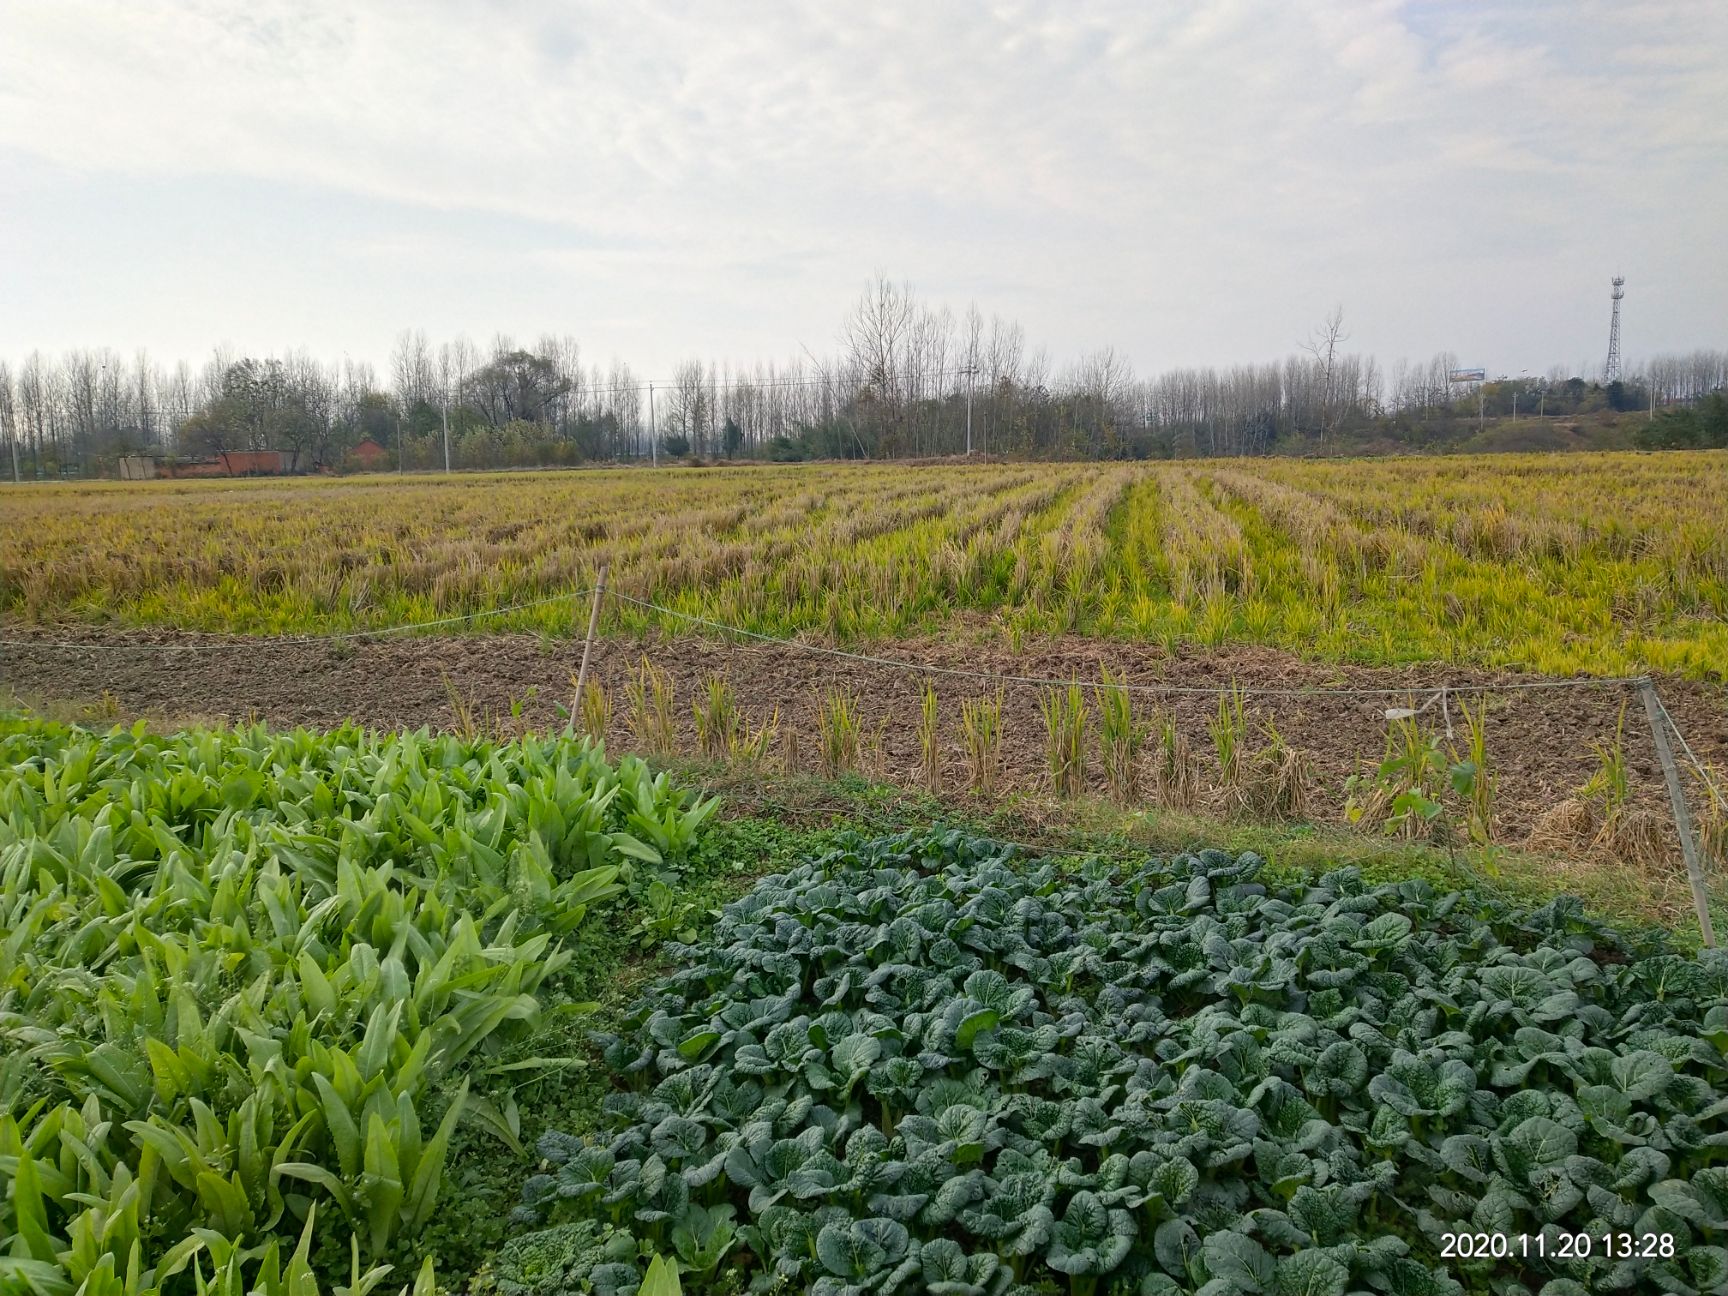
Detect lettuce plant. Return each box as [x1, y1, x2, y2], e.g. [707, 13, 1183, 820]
[0, 715, 714, 1294]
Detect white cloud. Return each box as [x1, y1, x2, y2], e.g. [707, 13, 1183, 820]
[0, 0, 1722, 373]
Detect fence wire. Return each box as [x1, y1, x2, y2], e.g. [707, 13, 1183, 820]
[599, 589, 1650, 700]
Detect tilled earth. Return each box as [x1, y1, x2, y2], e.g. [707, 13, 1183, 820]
[5, 623, 1724, 847]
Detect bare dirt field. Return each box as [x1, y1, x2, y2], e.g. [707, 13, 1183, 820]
[5, 624, 1722, 844]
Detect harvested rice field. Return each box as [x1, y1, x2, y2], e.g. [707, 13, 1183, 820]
[4, 452, 1726, 679]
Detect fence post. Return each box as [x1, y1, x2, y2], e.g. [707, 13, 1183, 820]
[573, 563, 610, 722]
[1640, 677, 1715, 948]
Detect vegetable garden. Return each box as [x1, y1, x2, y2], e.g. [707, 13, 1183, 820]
[4, 710, 1728, 1295]
[501, 831, 1728, 1296]
[0, 715, 715, 1296]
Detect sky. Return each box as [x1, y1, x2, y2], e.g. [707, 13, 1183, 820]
[1, 0, 1724, 382]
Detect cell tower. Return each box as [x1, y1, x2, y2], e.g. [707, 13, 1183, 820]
[1605, 276, 1625, 383]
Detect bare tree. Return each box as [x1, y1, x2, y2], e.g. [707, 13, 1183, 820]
[668, 359, 709, 453]
[17, 353, 52, 472]
[841, 272, 917, 451]
[391, 329, 434, 416]
[0, 361, 16, 480]
[1299, 305, 1348, 451]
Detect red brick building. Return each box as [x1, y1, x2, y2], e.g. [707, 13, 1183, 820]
[351, 438, 388, 469]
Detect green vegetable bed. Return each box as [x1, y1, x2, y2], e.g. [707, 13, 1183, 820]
[0, 715, 717, 1296]
[507, 832, 1728, 1296]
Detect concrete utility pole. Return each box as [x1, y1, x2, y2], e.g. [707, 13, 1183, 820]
[961, 365, 978, 455]
[649, 383, 658, 467]
[441, 401, 450, 473]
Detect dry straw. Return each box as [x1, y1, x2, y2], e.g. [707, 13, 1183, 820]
[961, 690, 1004, 796]
[817, 688, 863, 777]
[1152, 710, 1198, 809]
[626, 656, 678, 755]
[1096, 667, 1144, 802]
[917, 683, 942, 796]
[693, 676, 741, 761]
[1039, 682, 1088, 798]
[577, 677, 609, 744]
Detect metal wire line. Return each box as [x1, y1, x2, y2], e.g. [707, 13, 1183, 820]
[1654, 690, 1728, 812]
[599, 589, 1649, 700]
[0, 584, 1663, 702]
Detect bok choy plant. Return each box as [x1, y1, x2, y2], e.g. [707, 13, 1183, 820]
[512, 829, 1727, 1296]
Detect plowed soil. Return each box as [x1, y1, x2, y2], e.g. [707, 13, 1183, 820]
[5, 624, 1724, 846]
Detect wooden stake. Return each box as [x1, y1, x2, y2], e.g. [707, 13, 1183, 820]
[573, 563, 610, 722]
[1641, 677, 1715, 947]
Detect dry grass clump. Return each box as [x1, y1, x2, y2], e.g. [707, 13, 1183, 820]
[1525, 713, 1676, 877]
[960, 690, 1004, 797]
[1095, 667, 1143, 803]
[693, 676, 740, 761]
[1039, 682, 1088, 798]
[1609, 807, 1671, 872]
[917, 684, 942, 796]
[817, 688, 863, 777]
[1240, 720, 1313, 823]
[1150, 710, 1199, 809]
[626, 656, 677, 755]
[1525, 799, 1666, 873]
[1686, 763, 1728, 876]
[731, 706, 779, 767]
[578, 678, 609, 743]
[1208, 686, 1248, 797]
[1524, 799, 1598, 855]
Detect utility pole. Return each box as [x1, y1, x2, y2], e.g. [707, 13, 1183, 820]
[441, 400, 450, 473]
[961, 364, 978, 455]
[397, 413, 404, 475]
[649, 382, 657, 467]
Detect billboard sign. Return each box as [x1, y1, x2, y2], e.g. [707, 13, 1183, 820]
[1448, 368, 1486, 382]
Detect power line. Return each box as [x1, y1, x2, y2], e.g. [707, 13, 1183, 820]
[599, 589, 1647, 699]
[1655, 690, 1727, 812]
[1, 587, 1656, 699]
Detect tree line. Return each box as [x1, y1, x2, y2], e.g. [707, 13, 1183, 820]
[2, 277, 1723, 476]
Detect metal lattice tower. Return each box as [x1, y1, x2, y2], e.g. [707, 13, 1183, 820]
[1605, 276, 1625, 383]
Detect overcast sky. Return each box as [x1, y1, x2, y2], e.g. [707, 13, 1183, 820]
[2, 0, 1724, 382]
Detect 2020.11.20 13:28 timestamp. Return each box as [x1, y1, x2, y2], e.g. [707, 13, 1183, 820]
[1439, 1232, 1677, 1261]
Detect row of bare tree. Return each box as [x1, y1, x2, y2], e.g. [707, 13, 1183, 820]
[2, 277, 1723, 474]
